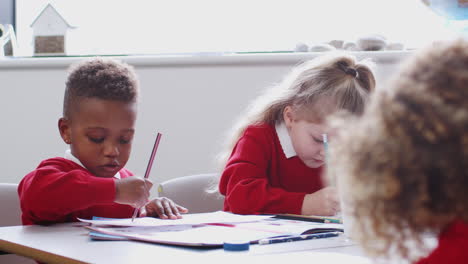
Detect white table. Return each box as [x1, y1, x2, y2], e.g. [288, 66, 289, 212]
[0, 223, 371, 264]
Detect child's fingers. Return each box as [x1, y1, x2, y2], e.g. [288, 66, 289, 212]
[325, 206, 338, 216]
[138, 184, 150, 206]
[176, 205, 189, 214]
[335, 200, 341, 211]
[163, 204, 177, 219]
[147, 200, 167, 219]
[139, 206, 147, 217]
[161, 199, 182, 219]
[137, 192, 151, 208]
[327, 197, 340, 215]
[143, 198, 188, 219]
[153, 199, 169, 219]
[330, 198, 340, 210]
[144, 179, 153, 189]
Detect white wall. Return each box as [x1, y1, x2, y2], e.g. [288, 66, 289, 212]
[0, 51, 411, 196]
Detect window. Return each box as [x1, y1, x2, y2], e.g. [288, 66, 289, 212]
[0, 0, 15, 29]
[15, 0, 453, 57]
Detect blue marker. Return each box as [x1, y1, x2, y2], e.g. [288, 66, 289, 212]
[258, 232, 340, 245]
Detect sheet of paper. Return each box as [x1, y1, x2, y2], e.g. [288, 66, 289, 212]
[85, 216, 344, 247]
[235, 218, 344, 235]
[87, 224, 284, 246]
[79, 211, 273, 227]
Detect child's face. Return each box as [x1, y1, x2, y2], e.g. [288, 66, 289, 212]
[59, 98, 137, 178]
[284, 106, 327, 168]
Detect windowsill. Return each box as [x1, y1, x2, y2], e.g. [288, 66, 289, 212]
[0, 50, 413, 69]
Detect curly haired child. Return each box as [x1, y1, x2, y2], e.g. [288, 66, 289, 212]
[328, 39, 468, 263]
[19, 58, 187, 225]
[217, 53, 376, 216]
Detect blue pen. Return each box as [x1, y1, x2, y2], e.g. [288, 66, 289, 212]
[258, 231, 340, 245]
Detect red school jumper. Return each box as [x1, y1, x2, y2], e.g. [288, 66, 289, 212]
[416, 220, 468, 264]
[18, 157, 134, 225]
[219, 123, 323, 215]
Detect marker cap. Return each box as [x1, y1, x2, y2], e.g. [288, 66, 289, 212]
[223, 240, 250, 251]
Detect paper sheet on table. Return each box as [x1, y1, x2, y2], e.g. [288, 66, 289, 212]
[86, 216, 344, 248]
[86, 224, 281, 247]
[235, 218, 343, 235]
[79, 211, 274, 227]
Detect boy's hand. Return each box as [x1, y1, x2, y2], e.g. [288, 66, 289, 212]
[114, 177, 153, 208]
[140, 197, 188, 219]
[301, 186, 340, 216]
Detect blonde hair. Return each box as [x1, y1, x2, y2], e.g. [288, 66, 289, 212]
[218, 53, 375, 168]
[328, 39, 468, 262]
[207, 53, 375, 193]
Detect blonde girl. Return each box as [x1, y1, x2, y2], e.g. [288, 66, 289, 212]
[328, 39, 468, 263]
[217, 52, 376, 215]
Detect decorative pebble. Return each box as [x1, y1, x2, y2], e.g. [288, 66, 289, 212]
[328, 39, 344, 49]
[343, 41, 359, 51]
[294, 42, 309, 52]
[356, 34, 387, 51]
[293, 35, 404, 52]
[309, 43, 336, 52]
[386, 42, 405, 50]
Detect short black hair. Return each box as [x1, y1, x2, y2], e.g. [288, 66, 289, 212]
[63, 57, 139, 118]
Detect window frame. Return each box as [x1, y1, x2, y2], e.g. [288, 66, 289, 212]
[0, 0, 16, 30]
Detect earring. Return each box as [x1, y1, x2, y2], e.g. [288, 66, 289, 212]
[65, 139, 71, 144]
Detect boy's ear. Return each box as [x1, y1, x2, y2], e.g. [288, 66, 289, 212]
[58, 118, 71, 144]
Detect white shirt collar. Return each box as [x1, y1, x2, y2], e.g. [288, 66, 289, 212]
[64, 149, 120, 179]
[275, 123, 297, 159]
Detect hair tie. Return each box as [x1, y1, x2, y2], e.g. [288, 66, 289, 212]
[337, 62, 358, 78]
[345, 68, 359, 78]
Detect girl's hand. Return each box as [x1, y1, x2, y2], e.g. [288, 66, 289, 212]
[301, 186, 340, 216]
[140, 197, 189, 219]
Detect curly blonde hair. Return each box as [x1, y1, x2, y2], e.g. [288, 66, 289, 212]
[328, 39, 468, 262]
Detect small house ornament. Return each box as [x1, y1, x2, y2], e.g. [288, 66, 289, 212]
[30, 3, 73, 56]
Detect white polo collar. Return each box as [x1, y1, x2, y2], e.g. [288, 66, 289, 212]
[64, 149, 120, 179]
[275, 123, 297, 159]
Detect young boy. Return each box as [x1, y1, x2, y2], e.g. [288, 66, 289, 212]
[18, 58, 187, 225]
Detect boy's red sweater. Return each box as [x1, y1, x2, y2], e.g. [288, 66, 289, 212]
[18, 157, 134, 225]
